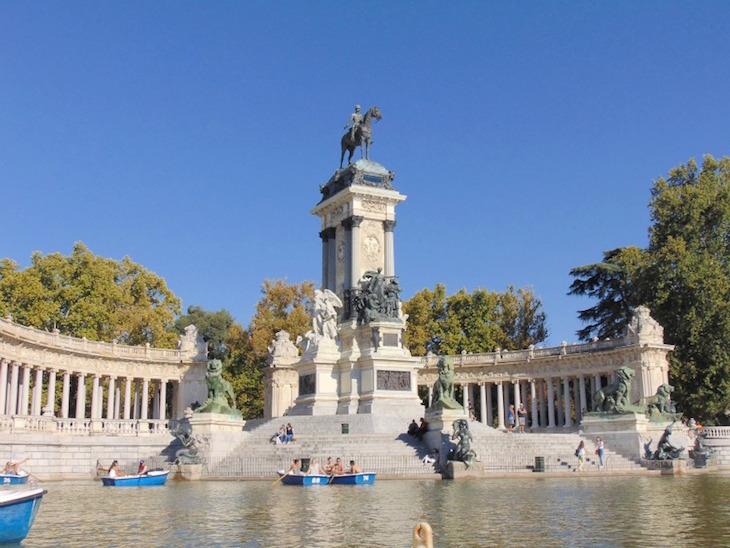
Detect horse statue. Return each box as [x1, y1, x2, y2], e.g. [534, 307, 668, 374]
[340, 106, 382, 168]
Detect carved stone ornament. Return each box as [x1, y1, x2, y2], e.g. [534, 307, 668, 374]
[267, 330, 299, 366]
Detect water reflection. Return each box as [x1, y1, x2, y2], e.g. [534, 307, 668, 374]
[25, 475, 730, 547]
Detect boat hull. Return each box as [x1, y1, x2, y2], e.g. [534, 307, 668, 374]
[0, 488, 46, 543]
[101, 470, 169, 486]
[0, 473, 29, 485]
[330, 473, 376, 485]
[278, 473, 330, 486]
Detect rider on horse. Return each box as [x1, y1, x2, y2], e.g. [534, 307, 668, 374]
[344, 105, 363, 143]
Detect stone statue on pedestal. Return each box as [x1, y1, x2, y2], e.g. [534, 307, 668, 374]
[652, 420, 684, 460]
[297, 289, 342, 354]
[592, 366, 637, 413]
[172, 408, 207, 465]
[430, 357, 461, 411]
[195, 359, 240, 417]
[448, 418, 476, 468]
[353, 269, 403, 324]
[267, 330, 299, 365]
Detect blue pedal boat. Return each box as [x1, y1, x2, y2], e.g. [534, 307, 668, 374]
[101, 470, 169, 487]
[0, 487, 47, 544]
[329, 473, 376, 485]
[277, 471, 330, 486]
[0, 472, 29, 485]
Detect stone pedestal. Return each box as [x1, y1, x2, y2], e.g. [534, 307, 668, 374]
[288, 341, 341, 416]
[442, 460, 480, 480]
[176, 463, 203, 481]
[580, 412, 649, 460]
[423, 407, 468, 465]
[189, 413, 244, 433]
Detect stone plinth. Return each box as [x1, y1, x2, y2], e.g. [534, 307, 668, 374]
[189, 413, 244, 433]
[423, 407, 468, 458]
[442, 460, 480, 480]
[176, 463, 203, 481]
[288, 341, 341, 415]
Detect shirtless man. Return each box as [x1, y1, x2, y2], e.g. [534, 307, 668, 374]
[332, 457, 345, 475]
[348, 460, 363, 474]
[344, 105, 363, 142]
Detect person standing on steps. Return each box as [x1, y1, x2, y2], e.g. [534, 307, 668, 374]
[575, 441, 586, 471]
[517, 403, 527, 433]
[595, 437, 605, 469]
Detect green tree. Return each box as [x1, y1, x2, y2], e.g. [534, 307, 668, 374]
[0, 243, 181, 347]
[568, 246, 647, 341]
[175, 305, 236, 361]
[403, 284, 548, 356]
[569, 155, 730, 422]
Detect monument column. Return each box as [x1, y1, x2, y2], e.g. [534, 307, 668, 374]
[91, 375, 100, 419]
[8, 363, 19, 415]
[75, 373, 86, 419]
[383, 220, 396, 276]
[159, 380, 167, 421]
[486, 383, 493, 426]
[496, 381, 505, 430]
[513, 381, 520, 409]
[479, 383, 486, 424]
[45, 369, 57, 416]
[31, 367, 44, 416]
[547, 378, 555, 428]
[140, 379, 149, 420]
[325, 227, 337, 292]
[462, 383, 469, 409]
[350, 216, 364, 288]
[115, 384, 121, 419]
[341, 218, 353, 290]
[530, 379, 538, 429]
[556, 379, 564, 426]
[503, 382, 511, 424]
[319, 230, 329, 289]
[427, 385, 433, 407]
[20, 365, 31, 415]
[579, 376, 587, 418]
[563, 377, 572, 428]
[107, 377, 116, 419]
[123, 378, 132, 420]
[61, 371, 70, 418]
[0, 359, 7, 415]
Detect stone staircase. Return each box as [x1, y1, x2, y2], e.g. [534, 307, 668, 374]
[202, 416, 646, 478]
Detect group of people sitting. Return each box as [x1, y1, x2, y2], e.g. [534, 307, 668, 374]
[407, 418, 429, 440]
[270, 423, 296, 445]
[104, 459, 148, 478]
[2, 458, 28, 475]
[289, 456, 362, 476]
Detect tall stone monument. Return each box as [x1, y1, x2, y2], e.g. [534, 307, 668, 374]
[287, 108, 423, 418]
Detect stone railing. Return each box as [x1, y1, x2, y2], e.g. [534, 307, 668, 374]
[702, 426, 730, 439]
[0, 316, 191, 362]
[0, 416, 173, 436]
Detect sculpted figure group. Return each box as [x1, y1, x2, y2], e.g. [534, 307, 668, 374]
[353, 268, 403, 324]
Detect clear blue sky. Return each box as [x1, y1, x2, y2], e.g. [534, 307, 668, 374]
[2, 2, 729, 345]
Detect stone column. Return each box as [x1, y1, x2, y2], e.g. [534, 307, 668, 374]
[521, 382, 529, 413]
[45, 369, 57, 416]
[152, 381, 160, 420]
[141, 379, 149, 420]
[75, 374, 86, 419]
[503, 382, 511, 424]
[61, 371, 70, 418]
[513, 380, 520, 409]
[115, 384, 121, 419]
[579, 376, 587, 419]
[341, 218, 353, 290]
[107, 377, 116, 419]
[20, 365, 31, 415]
[547, 378, 556, 428]
[31, 367, 44, 416]
[133, 380, 140, 419]
[496, 381, 505, 430]
[0, 359, 7, 415]
[427, 385, 433, 407]
[530, 379, 538, 429]
[350, 216, 364, 287]
[123, 378, 132, 420]
[594, 375, 602, 392]
[9, 363, 19, 415]
[563, 377, 572, 428]
[319, 229, 329, 290]
[479, 383, 487, 424]
[159, 380, 167, 421]
[462, 383, 469, 410]
[486, 383, 493, 427]
[539, 380, 547, 427]
[91, 375, 100, 419]
[383, 220, 396, 277]
[325, 227, 337, 292]
[556, 379, 564, 426]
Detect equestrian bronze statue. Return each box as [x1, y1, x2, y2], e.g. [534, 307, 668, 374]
[340, 106, 382, 168]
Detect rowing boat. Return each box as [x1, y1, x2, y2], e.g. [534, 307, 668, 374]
[101, 470, 169, 486]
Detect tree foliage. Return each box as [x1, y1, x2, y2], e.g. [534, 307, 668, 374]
[403, 284, 548, 356]
[569, 155, 730, 421]
[0, 243, 181, 347]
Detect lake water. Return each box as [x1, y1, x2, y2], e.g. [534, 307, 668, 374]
[24, 474, 730, 547]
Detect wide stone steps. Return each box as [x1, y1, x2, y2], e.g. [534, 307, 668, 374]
[203, 417, 646, 478]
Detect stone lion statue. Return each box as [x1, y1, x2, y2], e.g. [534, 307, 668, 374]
[646, 383, 676, 415]
[195, 359, 240, 417]
[431, 357, 461, 410]
[593, 366, 635, 413]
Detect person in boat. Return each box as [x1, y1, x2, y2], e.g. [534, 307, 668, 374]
[348, 460, 363, 474]
[108, 460, 125, 478]
[323, 457, 334, 475]
[332, 458, 345, 475]
[290, 459, 302, 475]
[308, 457, 322, 475]
[137, 460, 148, 475]
[2, 458, 28, 475]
